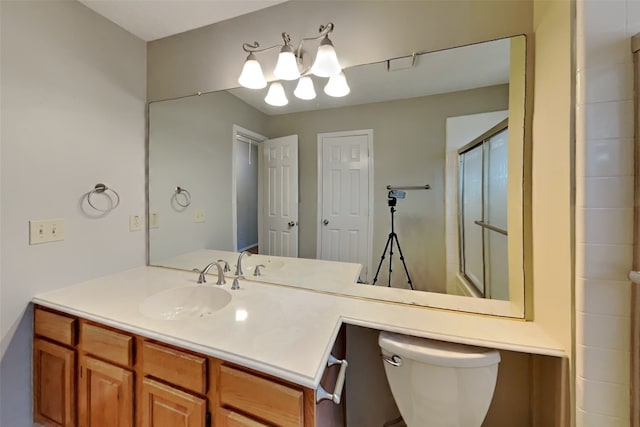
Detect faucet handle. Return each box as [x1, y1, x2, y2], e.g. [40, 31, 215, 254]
[253, 264, 266, 276]
[231, 275, 244, 290]
[193, 268, 206, 283]
[218, 259, 231, 272]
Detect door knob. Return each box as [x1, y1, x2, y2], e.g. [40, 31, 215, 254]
[323, 219, 329, 225]
[288, 221, 297, 227]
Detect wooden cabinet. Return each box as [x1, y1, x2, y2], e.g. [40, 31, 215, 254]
[142, 341, 207, 395]
[78, 355, 134, 427]
[218, 365, 304, 427]
[141, 378, 206, 427]
[33, 338, 76, 427]
[81, 322, 133, 367]
[215, 408, 269, 427]
[34, 306, 322, 427]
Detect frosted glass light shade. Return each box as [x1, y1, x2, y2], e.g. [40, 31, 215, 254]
[310, 36, 341, 78]
[238, 53, 266, 89]
[294, 76, 316, 100]
[265, 82, 288, 106]
[324, 72, 350, 97]
[274, 45, 300, 80]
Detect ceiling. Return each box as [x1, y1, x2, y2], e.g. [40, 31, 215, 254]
[78, 0, 287, 41]
[229, 38, 511, 116]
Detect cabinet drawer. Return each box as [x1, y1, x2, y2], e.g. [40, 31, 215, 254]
[216, 408, 269, 427]
[34, 308, 76, 346]
[142, 341, 207, 395]
[81, 322, 133, 367]
[219, 365, 304, 427]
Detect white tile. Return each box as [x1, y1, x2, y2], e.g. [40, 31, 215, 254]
[583, 61, 633, 103]
[577, 376, 630, 418]
[577, 311, 631, 351]
[581, 176, 635, 208]
[627, 0, 640, 35]
[584, 29, 632, 69]
[584, 138, 635, 177]
[584, 0, 628, 35]
[576, 278, 633, 314]
[580, 208, 634, 244]
[577, 407, 630, 427]
[581, 243, 634, 281]
[584, 100, 634, 140]
[577, 344, 630, 383]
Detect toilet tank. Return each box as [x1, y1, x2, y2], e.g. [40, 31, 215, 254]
[379, 331, 501, 427]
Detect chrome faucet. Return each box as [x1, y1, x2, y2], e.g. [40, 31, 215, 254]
[217, 259, 231, 273]
[194, 262, 226, 285]
[235, 251, 252, 276]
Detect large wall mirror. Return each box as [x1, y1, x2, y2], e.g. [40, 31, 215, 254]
[148, 35, 528, 318]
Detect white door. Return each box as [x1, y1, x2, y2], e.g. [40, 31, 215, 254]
[318, 130, 373, 281]
[261, 135, 299, 257]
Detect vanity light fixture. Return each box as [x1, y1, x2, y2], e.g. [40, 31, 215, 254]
[294, 75, 316, 100]
[324, 71, 350, 97]
[264, 82, 288, 106]
[238, 23, 348, 105]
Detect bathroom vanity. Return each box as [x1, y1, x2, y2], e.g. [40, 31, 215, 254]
[32, 266, 568, 427]
[33, 306, 331, 427]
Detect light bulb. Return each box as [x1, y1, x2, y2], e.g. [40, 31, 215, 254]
[264, 82, 288, 106]
[324, 71, 350, 97]
[238, 53, 266, 89]
[311, 36, 341, 78]
[273, 45, 301, 80]
[294, 76, 316, 100]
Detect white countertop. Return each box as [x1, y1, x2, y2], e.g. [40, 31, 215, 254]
[33, 266, 566, 389]
[155, 249, 363, 290]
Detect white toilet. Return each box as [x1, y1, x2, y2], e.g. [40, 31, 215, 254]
[378, 331, 501, 427]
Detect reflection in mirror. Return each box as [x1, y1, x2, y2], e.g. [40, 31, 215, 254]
[148, 35, 526, 315]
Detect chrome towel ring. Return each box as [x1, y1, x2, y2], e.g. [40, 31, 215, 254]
[174, 186, 192, 207]
[87, 183, 120, 212]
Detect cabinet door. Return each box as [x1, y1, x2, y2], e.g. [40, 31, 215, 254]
[78, 355, 133, 427]
[141, 377, 206, 427]
[33, 338, 76, 427]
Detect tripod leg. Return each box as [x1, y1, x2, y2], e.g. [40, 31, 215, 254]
[372, 233, 394, 285]
[392, 234, 414, 290]
[388, 233, 395, 287]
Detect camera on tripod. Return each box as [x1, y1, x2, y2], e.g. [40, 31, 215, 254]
[387, 189, 406, 206]
[373, 188, 414, 290]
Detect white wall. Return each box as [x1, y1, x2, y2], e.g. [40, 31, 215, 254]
[575, 0, 639, 424]
[0, 1, 146, 425]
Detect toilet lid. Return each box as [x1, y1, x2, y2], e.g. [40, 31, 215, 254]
[378, 331, 501, 368]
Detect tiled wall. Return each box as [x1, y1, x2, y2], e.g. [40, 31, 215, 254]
[575, 0, 638, 425]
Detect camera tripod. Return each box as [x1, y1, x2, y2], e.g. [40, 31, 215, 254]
[372, 197, 414, 290]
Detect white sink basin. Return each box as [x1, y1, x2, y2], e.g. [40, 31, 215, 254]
[139, 285, 232, 320]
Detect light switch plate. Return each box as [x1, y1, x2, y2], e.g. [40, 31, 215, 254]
[194, 209, 205, 223]
[129, 215, 143, 232]
[29, 219, 65, 244]
[149, 213, 159, 229]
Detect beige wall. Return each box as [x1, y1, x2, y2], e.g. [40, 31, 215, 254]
[268, 85, 509, 291]
[147, 0, 533, 102]
[531, 0, 574, 365]
[148, 91, 270, 262]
